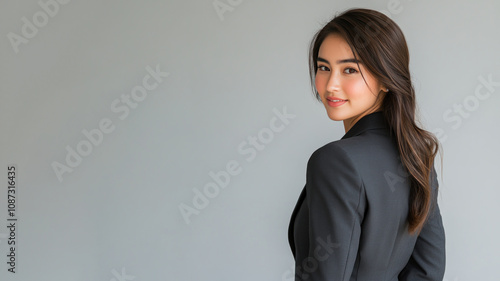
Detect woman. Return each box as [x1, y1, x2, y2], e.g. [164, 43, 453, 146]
[288, 8, 445, 281]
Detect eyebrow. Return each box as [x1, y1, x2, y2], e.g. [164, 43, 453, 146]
[317, 57, 362, 65]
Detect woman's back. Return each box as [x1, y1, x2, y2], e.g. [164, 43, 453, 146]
[288, 112, 445, 280]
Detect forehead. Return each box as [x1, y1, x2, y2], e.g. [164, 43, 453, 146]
[318, 34, 355, 60]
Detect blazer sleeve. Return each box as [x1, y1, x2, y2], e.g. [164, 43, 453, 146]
[398, 166, 446, 281]
[295, 143, 365, 281]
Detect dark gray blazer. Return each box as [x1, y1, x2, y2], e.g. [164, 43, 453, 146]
[288, 112, 445, 281]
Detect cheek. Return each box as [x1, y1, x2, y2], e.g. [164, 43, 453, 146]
[343, 78, 372, 100]
[315, 75, 327, 93]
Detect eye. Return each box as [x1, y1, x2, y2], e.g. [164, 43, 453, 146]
[317, 65, 330, 72]
[344, 67, 358, 74]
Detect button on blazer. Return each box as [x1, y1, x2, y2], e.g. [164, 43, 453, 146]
[288, 111, 445, 281]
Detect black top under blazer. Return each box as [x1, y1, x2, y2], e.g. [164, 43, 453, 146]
[288, 111, 445, 281]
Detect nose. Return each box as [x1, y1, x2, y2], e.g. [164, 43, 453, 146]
[326, 71, 341, 93]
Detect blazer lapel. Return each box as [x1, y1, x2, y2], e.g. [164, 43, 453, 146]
[288, 184, 306, 257]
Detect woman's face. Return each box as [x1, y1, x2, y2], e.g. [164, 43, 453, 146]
[315, 33, 387, 131]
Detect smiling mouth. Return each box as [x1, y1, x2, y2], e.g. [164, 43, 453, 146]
[326, 97, 348, 102]
[326, 97, 348, 107]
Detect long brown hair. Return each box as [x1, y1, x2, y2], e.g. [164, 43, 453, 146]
[308, 8, 440, 234]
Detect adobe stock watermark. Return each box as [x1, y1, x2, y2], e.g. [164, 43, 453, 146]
[433, 73, 499, 144]
[281, 234, 340, 281]
[379, 0, 414, 19]
[7, 0, 71, 54]
[179, 106, 296, 224]
[51, 64, 169, 182]
[109, 267, 135, 281]
[353, 0, 414, 50]
[213, 0, 243, 21]
[384, 156, 410, 192]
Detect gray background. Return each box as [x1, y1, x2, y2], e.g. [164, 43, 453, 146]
[1, 0, 499, 280]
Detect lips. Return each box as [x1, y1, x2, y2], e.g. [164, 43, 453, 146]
[327, 96, 347, 102]
[326, 96, 348, 107]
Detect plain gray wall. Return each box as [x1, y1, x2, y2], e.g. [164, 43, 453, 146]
[1, 0, 499, 280]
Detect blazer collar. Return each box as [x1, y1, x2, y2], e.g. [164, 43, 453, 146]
[341, 111, 389, 140]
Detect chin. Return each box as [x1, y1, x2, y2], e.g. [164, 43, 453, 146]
[323, 102, 351, 122]
[326, 111, 347, 121]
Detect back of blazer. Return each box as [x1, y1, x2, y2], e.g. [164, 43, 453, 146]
[288, 111, 445, 281]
